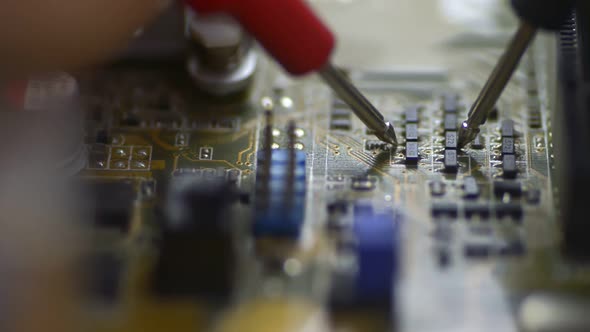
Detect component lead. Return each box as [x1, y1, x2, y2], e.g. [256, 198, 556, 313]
[458, 22, 537, 148]
[319, 63, 398, 146]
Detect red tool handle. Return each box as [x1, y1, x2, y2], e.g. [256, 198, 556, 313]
[185, 0, 336, 76]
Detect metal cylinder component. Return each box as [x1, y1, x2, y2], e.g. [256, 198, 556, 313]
[186, 12, 257, 96]
[0, 72, 87, 175]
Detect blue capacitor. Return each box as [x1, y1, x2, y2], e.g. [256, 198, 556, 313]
[352, 204, 399, 306]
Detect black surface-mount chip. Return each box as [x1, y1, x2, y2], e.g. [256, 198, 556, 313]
[502, 154, 518, 179]
[330, 119, 353, 131]
[464, 203, 491, 220]
[498, 240, 526, 256]
[405, 123, 419, 141]
[495, 203, 524, 221]
[406, 142, 419, 163]
[442, 94, 459, 113]
[444, 149, 458, 172]
[405, 106, 420, 123]
[331, 108, 352, 119]
[432, 202, 459, 218]
[463, 176, 480, 199]
[89, 181, 136, 232]
[501, 119, 515, 137]
[351, 176, 377, 191]
[502, 137, 515, 155]
[464, 243, 492, 259]
[445, 131, 458, 149]
[528, 117, 542, 129]
[444, 113, 458, 132]
[494, 181, 522, 198]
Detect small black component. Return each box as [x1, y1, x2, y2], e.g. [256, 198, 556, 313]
[471, 134, 485, 149]
[405, 123, 419, 141]
[494, 181, 522, 198]
[496, 203, 524, 220]
[503, 154, 518, 179]
[501, 119, 515, 137]
[351, 176, 376, 191]
[332, 108, 352, 119]
[405, 106, 420, 123]
[528, 98, 543, 129]
[528, 114, 542, 129]
[464, 243, 491, 258]
[444, 149, 458, 172]
[365, 140, 390, 151]
[154, 230, 234, 299]
[153, 180, 237, 300]
[464, 203, 491, 219]
[430, 180, 446, 196]
[526, 189, 541, 204]
[89, 181, 136, 232]
[502, 137, 515, 155]
[511, 0, 575, 30]
[199, 147, 213, 160]
[431, 202, 458, 218]
[442, 94, 459, 113]
[463, 176, 480, 199]
[406, 142, 419, 163]
[498, 240, 526, 256]
[445, 131, 458, 149]
[328, 200, 349, 215]
[330, 119, 352, 130]
[444, 113, 457, 131]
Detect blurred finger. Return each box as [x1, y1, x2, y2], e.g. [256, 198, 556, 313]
[0, 0, 171, 76]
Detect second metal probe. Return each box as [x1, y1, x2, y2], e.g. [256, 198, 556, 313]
[319, 63, 398, 145]
[458, 21, 537, 148]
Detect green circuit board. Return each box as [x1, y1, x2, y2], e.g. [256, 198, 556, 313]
[68, 25, 590, 331]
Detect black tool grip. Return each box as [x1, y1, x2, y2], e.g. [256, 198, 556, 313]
[511, 0, 575, 30]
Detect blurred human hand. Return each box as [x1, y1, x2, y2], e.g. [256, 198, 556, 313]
[0, 0, 171, 77]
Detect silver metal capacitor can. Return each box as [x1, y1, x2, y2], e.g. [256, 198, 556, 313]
[186, 12, 258, 96]
[0, 72, 87, 176]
